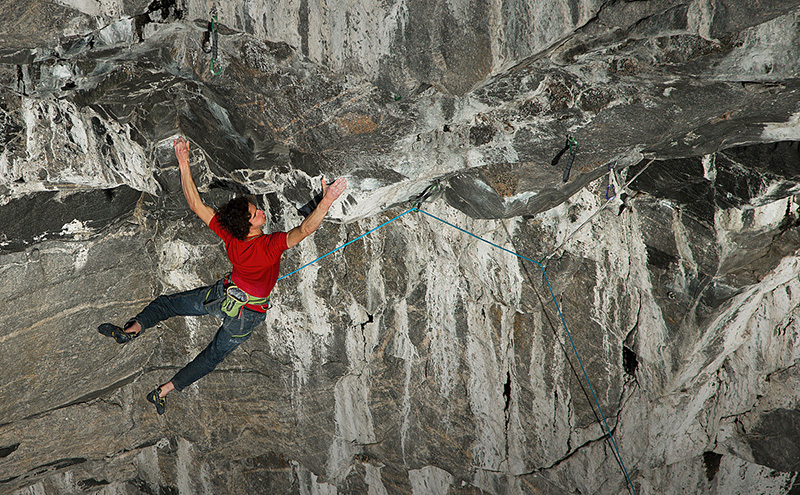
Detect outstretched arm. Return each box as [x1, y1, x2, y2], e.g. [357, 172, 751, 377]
[174, 137, 215, 226]
[286, 178, 347, 249]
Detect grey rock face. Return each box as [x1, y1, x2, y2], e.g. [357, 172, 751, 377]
[3, 1, 800, 494]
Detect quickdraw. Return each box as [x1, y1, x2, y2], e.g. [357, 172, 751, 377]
[412, 181, 443, 209]
[201, 7, 222, 75]
[606, 159, 619, 200]
[551, 135, 578, 183]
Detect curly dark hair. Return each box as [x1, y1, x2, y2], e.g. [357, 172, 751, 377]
[217, 196, 253, 241]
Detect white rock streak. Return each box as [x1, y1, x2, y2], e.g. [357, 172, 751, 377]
[409, 465, 453, 495]
[2, 97, 156, 203]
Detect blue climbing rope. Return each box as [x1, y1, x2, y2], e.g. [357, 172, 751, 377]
[275, 204, 638, 494]
[276, 207, 417, 282]
[415, 208, 638, 495]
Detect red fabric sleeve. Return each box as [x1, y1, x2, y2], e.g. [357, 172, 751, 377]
[208, 214, 233, 243]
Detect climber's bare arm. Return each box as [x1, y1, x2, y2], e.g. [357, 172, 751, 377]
[286, 178, 347, 249]
[174, 137, 215, 226]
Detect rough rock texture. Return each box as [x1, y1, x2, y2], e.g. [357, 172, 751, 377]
[3, 1, 800, 494]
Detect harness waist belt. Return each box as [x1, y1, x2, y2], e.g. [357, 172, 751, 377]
[220, 276, 271, 317]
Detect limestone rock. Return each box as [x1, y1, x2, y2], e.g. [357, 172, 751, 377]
[3, 1, 800, 494]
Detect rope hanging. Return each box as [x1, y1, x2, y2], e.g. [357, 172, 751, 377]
[276, 207, 417, 282]
[276, 189, 639, 493]
[415, 208, 638, 495]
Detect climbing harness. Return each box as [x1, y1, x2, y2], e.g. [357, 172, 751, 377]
[202, 8, 222, 75]
[205, 276, 270, 318]
[552, 135, 578, 183]
[273, 176, 646, 494]
[220, 284, 270, 318]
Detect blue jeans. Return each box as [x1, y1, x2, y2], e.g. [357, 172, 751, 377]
[133, 278, 267, 391]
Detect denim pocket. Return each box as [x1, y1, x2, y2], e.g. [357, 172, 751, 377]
[203, 279, 227, 317]
[228, 308, 266, 338]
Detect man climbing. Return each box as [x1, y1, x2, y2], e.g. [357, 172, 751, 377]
[98, 137, 347, 414]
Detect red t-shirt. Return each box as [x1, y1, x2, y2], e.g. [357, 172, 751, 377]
[209, 215, 289, 312]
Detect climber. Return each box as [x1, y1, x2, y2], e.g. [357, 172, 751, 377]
[98, 136, 347, 414]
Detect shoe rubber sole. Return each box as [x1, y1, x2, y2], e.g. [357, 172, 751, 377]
[98, 323, 132, 344]
[146, 388, 166, 415]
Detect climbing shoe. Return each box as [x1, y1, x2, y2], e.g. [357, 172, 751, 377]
[97, 319, 138, 344]
[146, 387, 166, 415]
